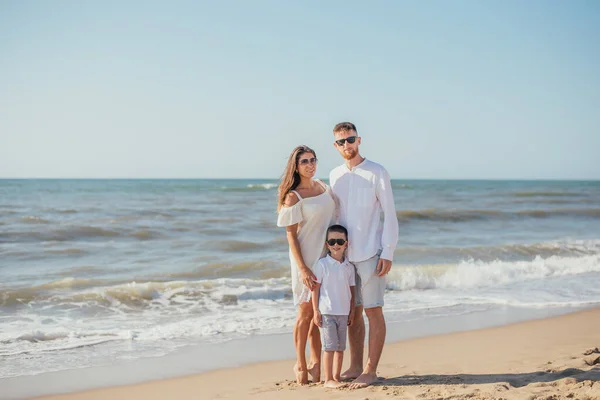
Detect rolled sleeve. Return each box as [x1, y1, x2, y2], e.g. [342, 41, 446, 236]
[313, 260, 324, 284]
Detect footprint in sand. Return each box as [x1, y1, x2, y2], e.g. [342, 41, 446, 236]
[583, 347, 599, 356]
[495, 383, 511, 392]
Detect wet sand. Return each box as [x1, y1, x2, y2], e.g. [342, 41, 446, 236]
[32, 308, 600, 400]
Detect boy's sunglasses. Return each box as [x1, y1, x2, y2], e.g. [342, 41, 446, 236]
[298, 157, 317, 166]
[326, 238, 347, 246]
[334, 136, 358, 146]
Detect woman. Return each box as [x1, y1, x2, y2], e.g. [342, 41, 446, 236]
[277, 145, 336, 384]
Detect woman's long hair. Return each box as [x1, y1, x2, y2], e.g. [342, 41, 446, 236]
[277, 145, 316, 211]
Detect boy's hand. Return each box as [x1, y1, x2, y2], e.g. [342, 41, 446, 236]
[313, 310, 322, 327]
[348, 308, 355, 326]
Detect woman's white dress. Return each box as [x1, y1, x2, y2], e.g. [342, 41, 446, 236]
[277, 180, 336, 305]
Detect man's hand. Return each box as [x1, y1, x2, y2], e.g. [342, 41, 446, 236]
[348, 307, 355, 326]
[376, 258, 392, 277]
[300, 267, 317, 290]
[313, 310, 322, 327]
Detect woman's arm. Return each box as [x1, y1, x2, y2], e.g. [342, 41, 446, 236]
[286, 225, 317, 290]
[284, 192, 317, 290]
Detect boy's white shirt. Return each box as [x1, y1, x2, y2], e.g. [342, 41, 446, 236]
[329, 158, 399, 263]
[314, 255, 355, 315]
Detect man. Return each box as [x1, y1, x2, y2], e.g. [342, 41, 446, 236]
[329, 122, 399, 389]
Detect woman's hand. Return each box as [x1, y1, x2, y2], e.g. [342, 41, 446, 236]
[313, 310, 322, 327]
[300, 267, 317, 290]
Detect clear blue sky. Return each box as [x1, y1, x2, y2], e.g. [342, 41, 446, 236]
[1, 1, 599, 179]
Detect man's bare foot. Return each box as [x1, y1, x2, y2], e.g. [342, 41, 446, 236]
[348, 373, 378, 389]
[293, 364, 308, 385]
[324, 380, 347, 389]
[308, 363, 321, 383]
[340, 367, 362, 381]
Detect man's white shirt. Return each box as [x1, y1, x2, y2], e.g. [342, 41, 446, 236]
[329, 158, 399, 263]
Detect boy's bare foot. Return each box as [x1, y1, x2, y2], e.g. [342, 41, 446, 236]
[324, 380, 347, 389]
[348, 373, 378, 389]
[293, 364, 308, 385]
[340, 367, 362, 381]
[308, 363, 321, 383]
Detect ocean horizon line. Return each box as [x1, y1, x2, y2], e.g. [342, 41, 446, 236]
[1, 177, 599, 182]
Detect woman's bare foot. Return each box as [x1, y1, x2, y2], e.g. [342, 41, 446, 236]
[348, 373, 378, 389]
[324, 380, 347, 389]
[293, 364, 309, 385]
[308, 363, 321, 383]
[340, 367, 362, 381]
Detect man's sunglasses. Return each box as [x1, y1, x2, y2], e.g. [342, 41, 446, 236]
[326, 238, 347, 246]
[334, 136, 358, 146]
[298, 157, 318, 166]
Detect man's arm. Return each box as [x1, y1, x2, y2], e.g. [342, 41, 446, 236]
[376, 167, 399, 275]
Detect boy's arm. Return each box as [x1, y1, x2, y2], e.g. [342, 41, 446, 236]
[348, 285, 356, 326]
[347, 263, 356, 326]
[312, 282, 322, 327]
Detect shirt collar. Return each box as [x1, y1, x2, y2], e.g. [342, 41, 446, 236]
[344, 157, 367, 172]
[326, 254, 348, 265]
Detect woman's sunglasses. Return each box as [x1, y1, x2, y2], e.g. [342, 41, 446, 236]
[298, 157, 317, 166]
[334, 136, 358, 146]
[326, 238, 347, 246]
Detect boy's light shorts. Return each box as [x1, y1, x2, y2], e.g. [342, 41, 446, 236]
[320, 314, 348, 352]
[353, 250, 385, 309]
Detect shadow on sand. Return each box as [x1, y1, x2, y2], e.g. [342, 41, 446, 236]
[374, 367, 600, 388]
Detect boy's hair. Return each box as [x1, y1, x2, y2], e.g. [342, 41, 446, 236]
[326, 224, 348, 239]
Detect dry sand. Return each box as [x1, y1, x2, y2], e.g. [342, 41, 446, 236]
[34, 308, 600, 400]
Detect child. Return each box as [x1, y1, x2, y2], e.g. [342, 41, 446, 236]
[312, 224, 356, 388]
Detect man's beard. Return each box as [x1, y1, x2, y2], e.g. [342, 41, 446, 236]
[342, 148, 357, 160]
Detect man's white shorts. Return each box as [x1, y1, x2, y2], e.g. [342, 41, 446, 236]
[353, 250, 385, 309]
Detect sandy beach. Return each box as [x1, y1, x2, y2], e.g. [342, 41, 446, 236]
[30, 308, 600, 400]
